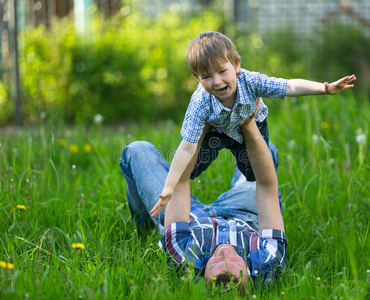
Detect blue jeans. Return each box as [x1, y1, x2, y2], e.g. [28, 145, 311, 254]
[191, 120, 269, 181]
[119, 140, 281, 235]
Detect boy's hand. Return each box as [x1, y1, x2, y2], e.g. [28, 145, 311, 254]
[150, 187, 173, 217]
[324, 75, 356, 95]
[239, 97, 261, 128]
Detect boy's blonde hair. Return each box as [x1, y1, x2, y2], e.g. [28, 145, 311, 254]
[186, 31, 241, 78]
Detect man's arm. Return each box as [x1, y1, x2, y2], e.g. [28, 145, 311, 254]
[162, 124, 210, 225]
[150, 139, 197, 217]
[285, 75, 356, 97]
[151, 124, 211, 218]
[239, 102, 284, 231]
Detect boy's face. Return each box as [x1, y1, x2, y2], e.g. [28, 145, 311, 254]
[197, 61, 240, 105]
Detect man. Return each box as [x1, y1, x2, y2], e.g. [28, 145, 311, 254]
[120, 114, 287, 288]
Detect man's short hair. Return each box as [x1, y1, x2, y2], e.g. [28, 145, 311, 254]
[186, 31, 241, 78]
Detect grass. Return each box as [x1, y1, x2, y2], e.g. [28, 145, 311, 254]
[0, 92, 369, 299]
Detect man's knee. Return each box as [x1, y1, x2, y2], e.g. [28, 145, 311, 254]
[120, 141, 156, 173]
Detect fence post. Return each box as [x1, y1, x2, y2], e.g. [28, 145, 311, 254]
[9, 0, 22, 125]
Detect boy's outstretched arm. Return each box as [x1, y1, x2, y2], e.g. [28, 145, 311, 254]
[285, 75, 356, 97]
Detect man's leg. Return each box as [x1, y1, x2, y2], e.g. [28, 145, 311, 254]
[120, 141, 205, 234]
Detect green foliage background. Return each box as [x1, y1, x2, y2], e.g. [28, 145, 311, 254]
[0, 5, 369, 125]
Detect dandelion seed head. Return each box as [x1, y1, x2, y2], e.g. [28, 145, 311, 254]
[281, 291, 285, 295]
[366, 269, 370, 274]
[288, 140, 296, 149]
[252, 295, 257, 299]
[356, 134, 366, 145]
[72, 165, 76, 169]
[26, 179, 29, 183]
[93, 114, 104, 125]
[329, 158, 336, 165]
[312, 134, 318, 143]
[317, 277, 321, 281]
[40, 112, 46, 119]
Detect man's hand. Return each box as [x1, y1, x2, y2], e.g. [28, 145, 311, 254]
[324, 75, 356, 95]
[239, 97, 261, 128]
[150, 187, 173, 217]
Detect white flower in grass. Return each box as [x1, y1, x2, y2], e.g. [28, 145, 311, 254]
[72, 165, 76, 170]
[288, 140, 296, 149]
[316, 277, 321, 281]
[367, 269, 369, 274]
[356, 134, 366, 145]
[93, 114, 104, 125]
[312, 134, 318, 143]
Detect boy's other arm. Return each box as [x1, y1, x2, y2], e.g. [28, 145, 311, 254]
[285, 75, 356, 97]
[151, 124, 211, 218]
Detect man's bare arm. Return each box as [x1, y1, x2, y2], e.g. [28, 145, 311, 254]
[240, 115, 284, 231]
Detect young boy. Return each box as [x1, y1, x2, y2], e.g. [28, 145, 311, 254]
[150, 31, 356, 217]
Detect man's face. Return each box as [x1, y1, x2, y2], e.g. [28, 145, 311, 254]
[204, 244, 249, 285]
[197, 61, 240, 106]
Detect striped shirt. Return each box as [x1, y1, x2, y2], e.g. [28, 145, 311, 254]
[159, 205, 288, 286]
[181, 69, 288, 144]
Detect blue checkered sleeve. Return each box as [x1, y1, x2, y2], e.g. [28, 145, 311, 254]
[181, 92, 209, 143]
[248, 72, 288, 100]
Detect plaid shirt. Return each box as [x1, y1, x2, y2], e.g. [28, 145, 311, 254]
[181, 69, 288, 144]
[159, 205, 288, 286]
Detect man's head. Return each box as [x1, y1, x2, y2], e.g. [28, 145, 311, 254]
[186, 31, 241, 78]
[204, 244, 250, 289]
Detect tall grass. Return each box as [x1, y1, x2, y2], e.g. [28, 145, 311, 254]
[0, 93, 369, 299]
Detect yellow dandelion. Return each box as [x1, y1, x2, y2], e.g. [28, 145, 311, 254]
[188, 261, 194, 267]
[323, 279, 328, 284]
[16, 205, 27, 211]
[59, 139, 68, 147]
[116, 227, 120, 231]
[149, 242, 154, 247]
[211, 276, 217, 281]
[156, 277, 164, 283]
[129, 279, 135, 284]
[70, 144, 79, 153]
[84, 144, 92, 153]
[0, 261, 14, 269]
[320, 121, 329, 129]
[71, 243, 85, 249]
